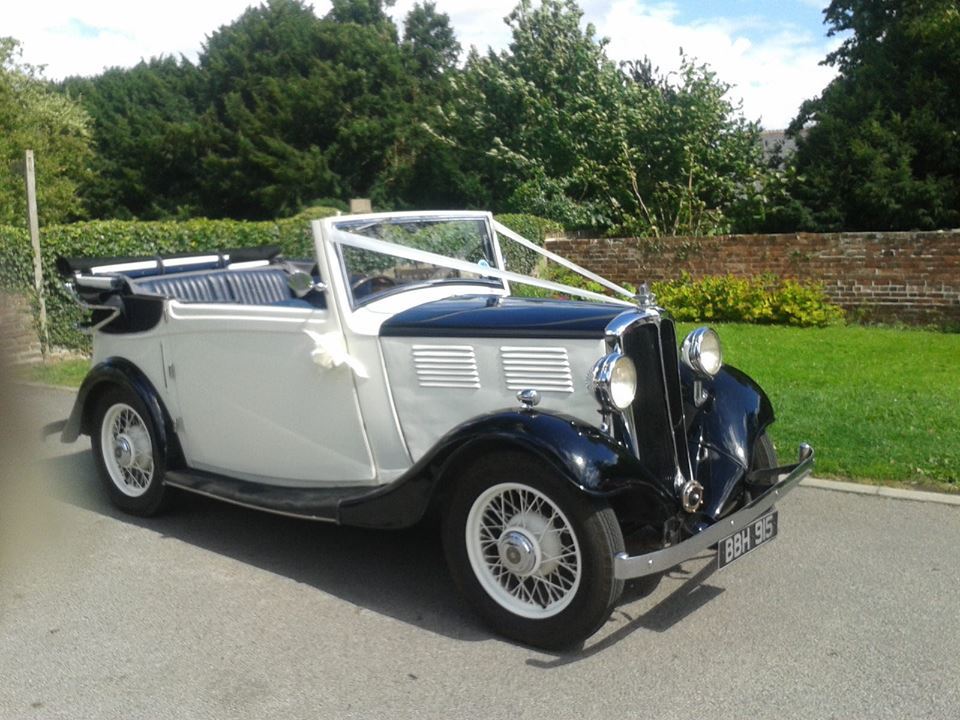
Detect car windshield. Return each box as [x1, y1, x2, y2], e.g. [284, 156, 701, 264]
[332, 217, 503, 305]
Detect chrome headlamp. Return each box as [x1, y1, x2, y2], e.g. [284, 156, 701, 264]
[592, 351, 637, 411]
[680, 327, 723, 377]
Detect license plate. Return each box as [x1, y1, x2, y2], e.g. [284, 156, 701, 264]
[717, 510, 778, 570]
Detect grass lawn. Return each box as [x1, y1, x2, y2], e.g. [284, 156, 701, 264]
[684, 323, 960, 492]
[20, 324, 960, 490]
[24, 358, 91, 389]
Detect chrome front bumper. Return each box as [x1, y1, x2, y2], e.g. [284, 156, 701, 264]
[614, 444, 815, 580]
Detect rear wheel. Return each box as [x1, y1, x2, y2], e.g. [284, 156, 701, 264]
[443, 452, 624, 650]
[92, 386, 169, 516]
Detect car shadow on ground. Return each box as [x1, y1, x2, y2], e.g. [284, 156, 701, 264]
[526, 560, 723, 667]
[42, 449, 726, 658]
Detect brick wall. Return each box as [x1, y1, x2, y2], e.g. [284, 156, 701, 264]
[546, 230, 960, 324]
[0, 293, 42, 365]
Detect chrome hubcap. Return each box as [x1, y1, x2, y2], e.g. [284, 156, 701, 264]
[114, 435, 134, 468]
[498, 529, 540, 576]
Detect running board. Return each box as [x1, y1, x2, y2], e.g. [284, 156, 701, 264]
[164, 469, 377, 523]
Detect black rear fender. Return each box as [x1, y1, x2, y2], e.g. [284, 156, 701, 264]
[62, 358, 183, 466]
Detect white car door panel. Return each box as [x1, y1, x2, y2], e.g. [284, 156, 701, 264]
[165, 303, 375, 485]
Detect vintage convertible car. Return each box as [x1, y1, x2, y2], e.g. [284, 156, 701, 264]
[54, 211, 813, 649]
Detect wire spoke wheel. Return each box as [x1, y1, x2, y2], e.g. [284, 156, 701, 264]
[100, 402, 155, 498]
[466, 482, 583, 619]
[445, 452, 623, 648]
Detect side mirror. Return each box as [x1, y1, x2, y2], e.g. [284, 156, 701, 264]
[287, 270, 326, 298]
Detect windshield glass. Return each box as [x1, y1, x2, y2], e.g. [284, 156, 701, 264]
[333, 217, 503, 305]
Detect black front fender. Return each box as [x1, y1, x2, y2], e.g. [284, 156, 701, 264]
[683, 364, 775, 519]
[338, 408, 675, 529]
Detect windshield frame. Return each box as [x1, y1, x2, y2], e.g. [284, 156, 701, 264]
[318, 210, 637, 313]
[329, 212, 508, 310]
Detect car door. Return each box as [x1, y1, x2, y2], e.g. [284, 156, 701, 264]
[164, 300, 376, 486]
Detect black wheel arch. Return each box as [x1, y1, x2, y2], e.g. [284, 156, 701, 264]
[338, 408, 676, 530]
[62, 357, 184, 467]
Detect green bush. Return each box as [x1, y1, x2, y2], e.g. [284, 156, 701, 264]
[494, 213, 564, 276]
[300, 198, 349, 213]
[0, 210, 340, 352]
[653, 274, 845, 327]
[510, 266, 844, 328]
[494, 213, 564, 244]
[292, 205, 344, 222]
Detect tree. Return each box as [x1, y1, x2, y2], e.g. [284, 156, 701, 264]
[0, 38, 93, 226]
[402, 2, 461, 80]
[196, 0, 412, 218]
[61, 56, 203, 219]
[620, 55, 768, 236]
[370, 3, 471, 209]
[788, 0, 960, 230]
[412, 0, 769, 235]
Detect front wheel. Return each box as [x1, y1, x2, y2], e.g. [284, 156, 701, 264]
[92, 386, 170, 516]
[442, 452, 624, 650]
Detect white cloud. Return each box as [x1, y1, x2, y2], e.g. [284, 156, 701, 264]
[2, 1, 262, 78]
[409, 0, 840, 128]
[1, 0, 838, 128]
[596, 1, 839, 128]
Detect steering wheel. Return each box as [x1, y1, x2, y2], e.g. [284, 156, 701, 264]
[351, 275, 396, 298]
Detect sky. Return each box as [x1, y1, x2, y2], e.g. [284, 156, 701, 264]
[2, 1, 844, 129]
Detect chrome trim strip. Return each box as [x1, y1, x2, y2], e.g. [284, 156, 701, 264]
[613, 444, 815, 579]
[73, 275, 122, 291]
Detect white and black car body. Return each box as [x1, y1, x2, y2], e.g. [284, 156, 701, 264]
[54, 211, 814, 649]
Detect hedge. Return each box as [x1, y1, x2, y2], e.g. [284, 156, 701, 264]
[653, 273, 846, 327]
[512, 266, 844, 327]
[0, 210, 556, 352]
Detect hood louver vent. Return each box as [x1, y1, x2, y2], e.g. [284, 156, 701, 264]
[412, 345, 480, 389]
[500, 346, 574, 393]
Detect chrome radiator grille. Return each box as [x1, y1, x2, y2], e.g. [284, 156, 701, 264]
[620, 317, 691, 485]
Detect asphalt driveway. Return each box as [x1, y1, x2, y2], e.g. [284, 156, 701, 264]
[2, 384, 958, 719]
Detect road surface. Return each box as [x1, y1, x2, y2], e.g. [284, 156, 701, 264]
[1, 384, 958, 719]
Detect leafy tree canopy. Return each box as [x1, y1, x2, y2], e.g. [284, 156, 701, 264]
[402, 0, 767, 236]
[789, 0, 960, 230]
[0, 37, 93, 226]
[402, 1, 461, 80]
[61, 56, 202, 220]
[58, 0, 776, 236]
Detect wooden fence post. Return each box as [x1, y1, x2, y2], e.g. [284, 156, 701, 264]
[24, 150, 49, 358]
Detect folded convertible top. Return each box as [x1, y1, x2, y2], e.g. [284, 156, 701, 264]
[56, 245, 283, 278]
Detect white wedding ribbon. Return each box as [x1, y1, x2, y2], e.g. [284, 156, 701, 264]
[303, 329, 368, 378]
[331, 228, 635, 307]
